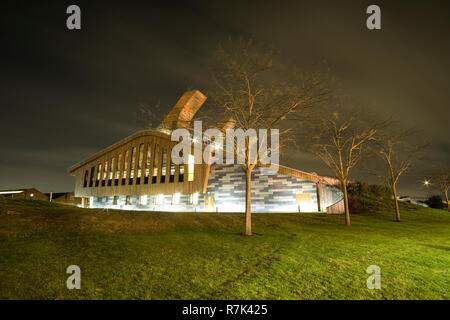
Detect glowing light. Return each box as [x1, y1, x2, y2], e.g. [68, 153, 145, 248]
[0, 191, 23, 195]
[192, 192, 199, 205]
[188, 154, 195, 181]
[156, 194, 164, 205]
[173, 193, 180, 204]
[140, 195, 148, 205]
[423, 180, 430, 186]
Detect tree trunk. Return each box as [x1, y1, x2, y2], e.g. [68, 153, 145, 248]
[392, 183, 401, 221]
[342, 179, 351, 227]
[245, 168, 252, 236]
[445, 190, 450, 212]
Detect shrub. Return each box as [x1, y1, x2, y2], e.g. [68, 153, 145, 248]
[346, 182, 392, 214]
[426, 195, 445, 209]
[348, 196, 365, 214]
[347, 182, 390, 199]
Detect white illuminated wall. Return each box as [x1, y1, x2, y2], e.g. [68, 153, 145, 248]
[206, 164, 320, 213]
[89, 164, 342, 213]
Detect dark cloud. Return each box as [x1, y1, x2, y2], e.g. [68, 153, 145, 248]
[1, 0, 449, 196]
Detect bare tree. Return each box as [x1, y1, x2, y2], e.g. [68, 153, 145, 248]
[309, 106, 386, 226]
[208, 38, 329, 235]
[134, 102, 166, 130]
[430, 168, 450, 212]
[375, 130, 427, 221]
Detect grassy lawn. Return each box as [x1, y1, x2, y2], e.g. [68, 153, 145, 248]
[0, 196, 449, 300]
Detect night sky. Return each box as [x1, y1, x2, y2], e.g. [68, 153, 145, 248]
[1, 1, 449, 196]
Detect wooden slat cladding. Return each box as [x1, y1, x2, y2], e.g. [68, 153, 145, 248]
[70, 131, 208, 198]
[68, 130, 169, 173]
[156, 90, 207, 133]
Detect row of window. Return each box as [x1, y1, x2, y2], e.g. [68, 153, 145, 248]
[83, 142, 195, 188]
[92, 192, 200, 206]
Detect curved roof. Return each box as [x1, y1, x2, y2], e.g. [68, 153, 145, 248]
[68, 130, 170, 174]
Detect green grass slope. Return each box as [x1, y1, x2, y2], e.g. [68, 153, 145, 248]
[0, 195, 449, 300]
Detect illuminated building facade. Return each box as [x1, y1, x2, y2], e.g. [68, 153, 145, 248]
[69, 90, 343, 213]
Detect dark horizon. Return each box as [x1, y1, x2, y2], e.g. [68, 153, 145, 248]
[1, 0, 449, 197]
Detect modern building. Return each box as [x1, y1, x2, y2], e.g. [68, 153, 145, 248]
[68, 90, 344, 213]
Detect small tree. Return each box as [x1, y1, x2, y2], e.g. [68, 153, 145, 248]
[430, 168, 450, 212]
[309, 107, 386, 226]
[375, 130, 426, 221]
[426, 195, 445, 210]
[209, 38, 329, 235]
